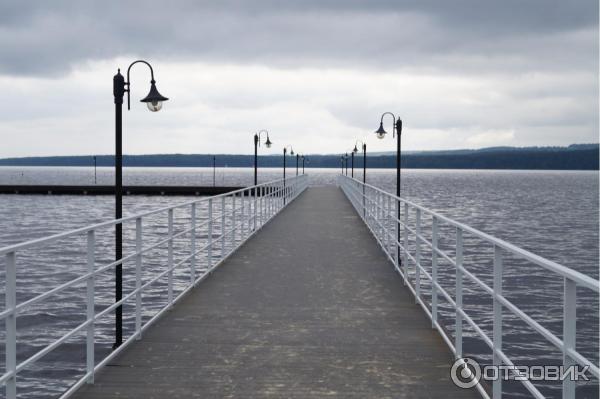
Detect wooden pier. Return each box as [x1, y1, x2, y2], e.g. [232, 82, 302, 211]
[71, 187, 478, 398]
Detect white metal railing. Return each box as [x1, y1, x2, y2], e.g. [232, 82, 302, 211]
[338, 174, 599, 399]
[0, 174, 308, 399]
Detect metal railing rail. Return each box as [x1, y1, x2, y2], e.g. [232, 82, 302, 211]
[0, 174, 309, 399]
[338, 174, 599, 399]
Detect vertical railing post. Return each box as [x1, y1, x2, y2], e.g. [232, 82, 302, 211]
[268, 184, 272, 217]
[366, 187, 371, 226]
[382, 192, 386, 246]
[431, 217, 438, 328]
[280, 182, 283, 210]
[362, 180, 366, 219]
[221, 196, 226, 259]
[240, 191, 245, 238]
[134, 219, 142, 340]
[208, 198, 213, 270]
[259, 186, 264, 226]
[191, 203, 196, 284]
[254, 187, 258, 231]
[562, 278, 576, 399]
[367, 187, 374, 227]
[377, 191, 381, 239]
[167, 209, 174, 306]
[493, 245, 503, 398]
[86, 230, 95, 382]
[455, 227, 464, 358]
[415, 208, 421, 303]
[403, 202, 408, 285]
[265, 184, 273, 220]
[247, 189, 252, 235]
[385, 195, 391, 256]
[5, 251, 17, 399]
[232, 193, 237, 249]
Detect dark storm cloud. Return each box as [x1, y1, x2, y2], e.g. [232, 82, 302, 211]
[0, 0, 596, 76]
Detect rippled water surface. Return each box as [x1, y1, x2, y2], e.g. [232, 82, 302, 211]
[0, 166, 597, 398]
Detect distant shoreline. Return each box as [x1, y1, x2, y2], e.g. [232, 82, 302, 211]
[0, 144, 597, 170]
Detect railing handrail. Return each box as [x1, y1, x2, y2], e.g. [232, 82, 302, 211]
[343, 175, 599, 292]
[0, 176, 301, 256]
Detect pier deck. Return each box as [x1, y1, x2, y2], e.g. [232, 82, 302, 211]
[72, 187, 477, 398]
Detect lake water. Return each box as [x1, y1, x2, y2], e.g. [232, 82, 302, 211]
[0, 166, 597, 398]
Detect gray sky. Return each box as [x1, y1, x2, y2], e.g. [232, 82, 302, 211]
[0, 0, 597, 157]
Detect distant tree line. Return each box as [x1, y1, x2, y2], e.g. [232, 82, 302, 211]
[0, 146, 597, 170]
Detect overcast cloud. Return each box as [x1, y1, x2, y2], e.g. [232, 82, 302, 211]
[0, 0, 597, 156]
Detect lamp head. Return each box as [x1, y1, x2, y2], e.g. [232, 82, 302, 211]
[375, 122, 387, 139]
[265, 135, 272, 148]
[353, 144, 358, 153]
[140, 80, 169, 112]
[290, 148, 294, 156]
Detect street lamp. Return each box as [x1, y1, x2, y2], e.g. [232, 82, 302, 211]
[344, 152, 349, 176]
[301, 155, 308, 174]
[113, 60, 168, 348]
[346, 148, 356, 178]
[254, 129, 272, 186]
[375, 112, 402, 267]
[283, 145, 294, 180]
[353, 140, 367, 184]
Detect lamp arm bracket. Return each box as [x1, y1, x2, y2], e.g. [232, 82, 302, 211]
[125, 60, 156, 111]
[380, 111, 396, 138]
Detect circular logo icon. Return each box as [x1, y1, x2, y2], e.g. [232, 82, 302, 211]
[450, 357, 481, 389]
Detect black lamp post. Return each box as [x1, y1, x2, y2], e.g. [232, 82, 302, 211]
[340, 155, 344, 174]
[350, 150, 355, 178]
[375, 112, 402, 267]
[353, 141, 367, 184]
[301, 155, 307, 174]
[283, 146, 294, 180]
[345, 152, 349, 176]
[113, 60, 168, 348]
[254, 130, 272, 186]
[296, 153, 300, 176]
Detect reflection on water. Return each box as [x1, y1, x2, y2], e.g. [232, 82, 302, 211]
[0, 166, 597, 398]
